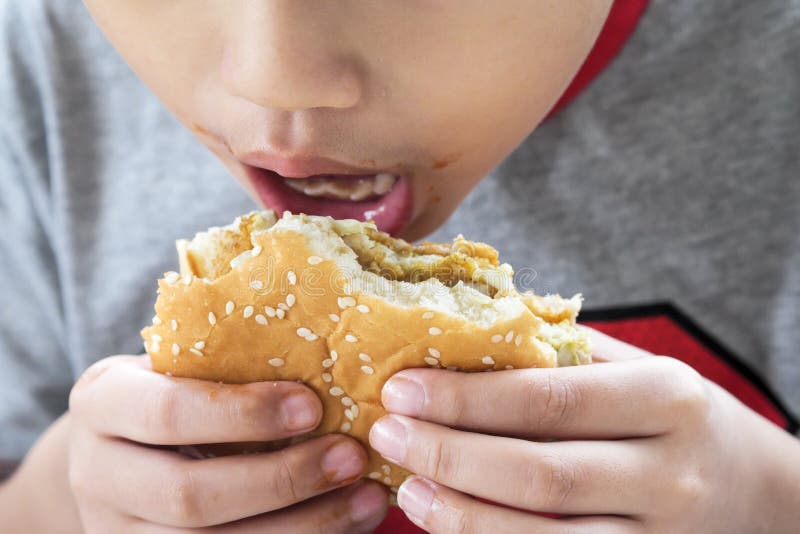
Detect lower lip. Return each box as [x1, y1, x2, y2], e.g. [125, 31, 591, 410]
[246, 166, 414, 236]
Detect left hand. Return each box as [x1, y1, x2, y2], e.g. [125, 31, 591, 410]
[369, 327, 800, 533]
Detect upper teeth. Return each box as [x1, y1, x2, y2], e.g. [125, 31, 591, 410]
[283, 173, 397, 201]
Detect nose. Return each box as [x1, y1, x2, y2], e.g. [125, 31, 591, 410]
[222, 1, 362, 111]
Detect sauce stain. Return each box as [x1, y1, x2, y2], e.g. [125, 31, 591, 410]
[432, 151, 462, 170]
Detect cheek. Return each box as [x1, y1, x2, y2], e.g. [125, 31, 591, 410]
[83, 0, 224, 120]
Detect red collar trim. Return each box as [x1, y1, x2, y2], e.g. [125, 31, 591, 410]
[548, 0, 649, 117]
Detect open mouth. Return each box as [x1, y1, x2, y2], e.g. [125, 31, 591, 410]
[245, 167, 414, 236]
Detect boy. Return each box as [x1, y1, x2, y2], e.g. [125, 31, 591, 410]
[1, 0, 799, 532]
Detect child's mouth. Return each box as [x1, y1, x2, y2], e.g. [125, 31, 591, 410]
[244, 166, 414, 236]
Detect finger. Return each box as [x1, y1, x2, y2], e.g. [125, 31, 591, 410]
[580, 326, 653, 362]
[70, 355, 322, 444]
[397, 476, 641, 534]
[70, 429, 371, 528]
[382, 356, 704, 439]
[138, 481, 388, 534]
[371, 415, 655, 515]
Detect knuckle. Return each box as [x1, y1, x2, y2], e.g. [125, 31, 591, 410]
[271, 452, 300, 503]
[422, 438, 461, 483]
[534, 453, 579, 510]
[142, 382, 182, 442]
[671, 466, 708, 512]
[164, 466, 206, 527]
[69, 359, 115, 415]
[438, 503, 477, 534]
[530, 373, 582, 432]
[659, 358, 710, 422]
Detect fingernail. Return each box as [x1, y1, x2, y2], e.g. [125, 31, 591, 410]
[322, 440, 365, 484]
[349, 483, 388, 528]
[383, 376, 425, 416]
[398, 476, 435, 526]
[369, 416, 407, 463]
[280, 391, 319, 431]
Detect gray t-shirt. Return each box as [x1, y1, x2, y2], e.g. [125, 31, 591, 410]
[1, 0, 798, 460]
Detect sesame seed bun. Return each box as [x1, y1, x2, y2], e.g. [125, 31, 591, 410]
[141, 210, 591, 492]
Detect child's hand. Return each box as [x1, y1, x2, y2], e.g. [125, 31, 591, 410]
[370, 328, 800, 533]
[68, 355, 387, 532]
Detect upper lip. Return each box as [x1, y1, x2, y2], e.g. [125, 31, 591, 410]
[239, 150, 384, 179]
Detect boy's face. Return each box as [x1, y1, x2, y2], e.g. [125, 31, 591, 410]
[83, 1, 611, 239]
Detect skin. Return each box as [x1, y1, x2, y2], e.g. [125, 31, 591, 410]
[1, 0, 799, 532]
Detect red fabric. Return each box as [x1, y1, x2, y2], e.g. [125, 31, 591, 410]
[547, 0, 650, 118]
[375, 3, 653, 530]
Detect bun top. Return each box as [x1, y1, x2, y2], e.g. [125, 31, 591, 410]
[142, 210, 591, 491]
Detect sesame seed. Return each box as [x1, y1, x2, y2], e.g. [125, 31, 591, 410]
[361, 365, 374, 375]
[243, 305, 254, 318]
[171, 343, 180, 356]
[278, 303, 289, 311]
[428, 327, 442, 336]
[424, 356, 439, 366]
[264, 306, 276, 317]
[225, 301, 235, 315]
[422, 311, 435, 319]
[383, 476, 392, 485]
[491, 334, 503, 343]
[356, 304, 370, 313]
[255, 314, 268, 325]
[194, 341, 205, 349]
[189, 348, 204, 357]
[307, 255, 323, 265]
[306, 333, 319, 341]
[286, 294, 296, 307]
[358, 353, 372, 362]
[165, 272, 180, 284]
[152, 334, 163, 343]
[170, 319, 178, 331]
[322, 373, 333, 383]
[344, 409, 354, 421]
[340, 422, 351, 432]
[343, 283, 353, 295]
[151, 342, 160, 353]
[249, 280, 263, 290]
[329, 387, 344, 396]
[152, 316, 162, 325]
[428, 347, 441, 358]
[341, 397, 354, 407]
[297, 327, 312, 338]
[368, 472, 381, 480]
[276, 309, 286, 319]
[482, 356, 496, 365]
[208, 312, 217, 326]
[330, 350, 338, 361]
[505, 330, 514, 343]
[515, 334, 522, 346]
[322, 359, 334, 368]
[382, 465, 391, 474]
[251, 245, 262, 257]
[338, 296, 356, 309]
[268, 358, 285, 367]
[182, 274, 192, 285]
[505, 365, 515, 370]
[351, 405, 359, 417]
[287, 271, 297, 285]
[345, 334, 357, 343]
[329, 313, 340, 322]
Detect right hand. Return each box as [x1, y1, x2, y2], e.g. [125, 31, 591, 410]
[68, 355, 388, 532]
